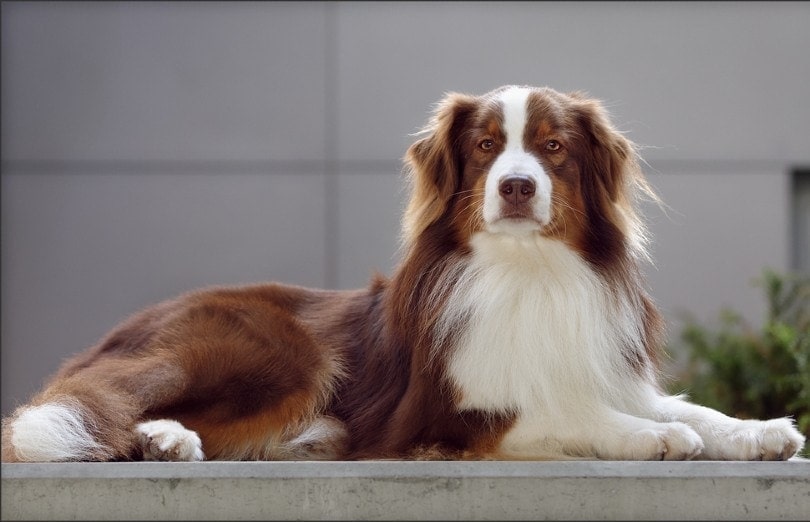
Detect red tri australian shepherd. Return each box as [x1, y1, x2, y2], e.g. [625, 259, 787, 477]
[2, 85, 804, 462]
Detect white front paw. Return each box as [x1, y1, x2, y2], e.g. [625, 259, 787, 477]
[712, 418, 805, 460]
[619, 422, 704, 461]
[136, 419, 205, 461]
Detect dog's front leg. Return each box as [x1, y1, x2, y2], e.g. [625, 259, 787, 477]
[501, 408, 705, 461]
[651, 394, 805, 460]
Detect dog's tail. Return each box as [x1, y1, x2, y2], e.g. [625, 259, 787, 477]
[1, 397, 121, 462]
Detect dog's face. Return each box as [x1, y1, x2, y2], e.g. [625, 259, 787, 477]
[403, 85, 651, 268]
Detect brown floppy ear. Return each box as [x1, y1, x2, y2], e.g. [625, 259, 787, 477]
[569, 94, 637, 203]
[569, 93, 659, 259]
[402, 92, 478, 244]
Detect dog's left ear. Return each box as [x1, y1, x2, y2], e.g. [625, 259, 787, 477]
[402, 92, 478, 244]
[569, 94, 636, 204]
[569, 93, 659, 260]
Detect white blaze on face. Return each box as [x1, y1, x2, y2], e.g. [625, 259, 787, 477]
[482, 87, 552, 235]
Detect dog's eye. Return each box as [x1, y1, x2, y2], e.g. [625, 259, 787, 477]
[546, 140, 561, 152]
[478, 139, 495, 151]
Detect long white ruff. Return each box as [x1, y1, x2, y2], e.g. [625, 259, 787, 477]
[436, 232, 663, 460]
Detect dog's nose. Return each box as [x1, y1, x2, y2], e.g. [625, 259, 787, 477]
[498, 175, 536, 205]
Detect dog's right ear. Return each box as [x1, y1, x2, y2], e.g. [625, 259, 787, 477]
[402, 92, 478, 244]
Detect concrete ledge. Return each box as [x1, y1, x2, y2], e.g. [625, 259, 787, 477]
[3, 460, 809, 520]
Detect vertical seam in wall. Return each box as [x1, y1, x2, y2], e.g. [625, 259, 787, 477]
[790, 168, 810, 273]
[323, 2, 339, 289]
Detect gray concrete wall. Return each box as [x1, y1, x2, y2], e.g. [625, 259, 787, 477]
[3, 460, 810, 520]
[2, 2, 810, 415]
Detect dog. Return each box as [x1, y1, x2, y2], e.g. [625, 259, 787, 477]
[2, 85, 804, 462]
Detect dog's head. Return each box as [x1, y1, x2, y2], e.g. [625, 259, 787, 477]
[403, 85, 656, 268]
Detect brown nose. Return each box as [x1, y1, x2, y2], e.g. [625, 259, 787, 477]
[499, 175, 536, 205]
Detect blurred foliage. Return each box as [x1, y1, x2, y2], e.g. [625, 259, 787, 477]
[669, 269, 810, 458]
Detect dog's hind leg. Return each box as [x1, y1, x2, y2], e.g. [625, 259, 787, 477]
[1, 356, 190, 462]
[278, 415, 349, 460]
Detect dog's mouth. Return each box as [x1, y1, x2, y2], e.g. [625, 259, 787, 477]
[487, 213, 547, 235]
[500, 208, 539, 221]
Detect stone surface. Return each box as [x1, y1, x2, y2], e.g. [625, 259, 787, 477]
[3, 460, 809, 520]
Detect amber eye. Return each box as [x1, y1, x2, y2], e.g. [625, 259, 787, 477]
[478, 139, 495, 151]
[546, 140, 561, 152]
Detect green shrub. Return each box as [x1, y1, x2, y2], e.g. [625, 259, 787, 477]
[668, 269, 810, 458]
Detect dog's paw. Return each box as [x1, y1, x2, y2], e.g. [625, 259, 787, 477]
[620, 422, 704, 461]
[135, 419, 204, 461]
[708, 418, 805, 461]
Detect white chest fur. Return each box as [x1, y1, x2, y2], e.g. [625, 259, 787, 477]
[439, 233, 642, 417]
